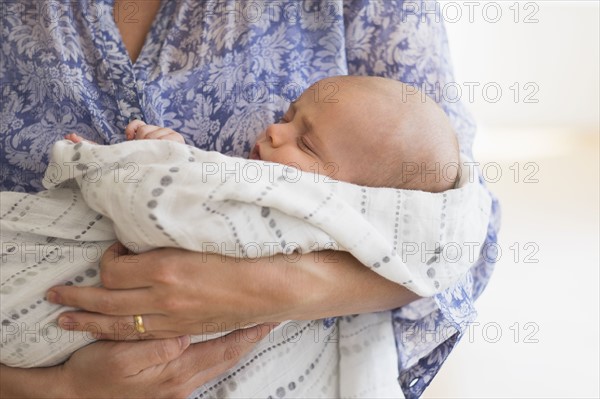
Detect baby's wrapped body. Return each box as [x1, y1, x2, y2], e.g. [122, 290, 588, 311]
[1, 139, 491, 368]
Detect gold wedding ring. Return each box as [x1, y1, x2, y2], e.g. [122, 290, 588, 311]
[133, 314, 146, 334]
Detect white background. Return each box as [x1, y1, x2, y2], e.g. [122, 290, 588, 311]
[424, 1, 599, 398]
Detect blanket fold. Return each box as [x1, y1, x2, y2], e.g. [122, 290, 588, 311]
[49, 140, 491, 295]
[1, 139, 491, 368]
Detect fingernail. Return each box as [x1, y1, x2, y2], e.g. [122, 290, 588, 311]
[178, 335, 190, 349]
[58, 315, 75, 328]
[46, 290, 61, 304]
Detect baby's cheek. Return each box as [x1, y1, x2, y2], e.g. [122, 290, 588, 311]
[254, 131, 267, 142]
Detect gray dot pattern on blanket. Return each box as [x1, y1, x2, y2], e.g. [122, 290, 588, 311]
[1, 139, 492, 368]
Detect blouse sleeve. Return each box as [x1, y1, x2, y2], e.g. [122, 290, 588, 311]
[342, 1, 501, 397]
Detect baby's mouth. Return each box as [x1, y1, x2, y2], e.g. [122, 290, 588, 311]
[249, 143, 261, 160]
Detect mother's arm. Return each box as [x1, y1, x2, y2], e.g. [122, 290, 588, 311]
[48, 243, 419, 338]
[0, 324, 275, 398]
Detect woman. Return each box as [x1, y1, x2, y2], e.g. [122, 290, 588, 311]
[0, 1, 500, 397]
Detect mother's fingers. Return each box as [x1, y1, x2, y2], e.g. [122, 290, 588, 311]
[99, 242, 154, 289]
[57, 312, 182, 340]
[100, 241, 135, 267]
[173, 323, 278, 386]
[122, 336, 191, 375]
[192, 323, 277, 370]
[57, 311, 238, 341]
[47, 286, 156, 316]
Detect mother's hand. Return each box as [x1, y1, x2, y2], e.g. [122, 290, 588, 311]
[48, 241, 419, 340]
[47, 242, 287, 339]
[0, 324, 275, 398]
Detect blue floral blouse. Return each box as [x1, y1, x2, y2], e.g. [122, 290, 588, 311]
[1, 1, 500, 397]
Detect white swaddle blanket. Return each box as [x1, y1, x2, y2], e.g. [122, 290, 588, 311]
[1, 139, 491, 391]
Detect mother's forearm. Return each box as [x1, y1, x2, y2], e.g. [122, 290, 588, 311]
[49, 245, 419, 338]
[0, 364, 67, 399]
[271, 250, 421, 321]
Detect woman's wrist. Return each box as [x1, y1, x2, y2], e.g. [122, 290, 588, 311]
[0, 364, 71, 399]
[261, 250, 421, 322]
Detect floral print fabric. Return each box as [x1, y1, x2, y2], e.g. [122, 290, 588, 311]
[0, 1, 500, 397]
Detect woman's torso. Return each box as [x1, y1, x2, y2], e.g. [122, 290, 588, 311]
[1, 0, 349, 192]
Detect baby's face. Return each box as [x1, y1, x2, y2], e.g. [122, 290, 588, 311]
[250, 79, 382, 184]
[250, 76, 459, 191]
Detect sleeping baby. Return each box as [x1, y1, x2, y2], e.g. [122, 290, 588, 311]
[69, 75, 460, 192]
[1, 76, 490, 368]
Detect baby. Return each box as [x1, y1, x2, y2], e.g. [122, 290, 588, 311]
[68, 75, 459, 192]
[2, 76, 482, 369]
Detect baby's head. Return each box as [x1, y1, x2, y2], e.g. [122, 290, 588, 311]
[250, 76, 459, 192]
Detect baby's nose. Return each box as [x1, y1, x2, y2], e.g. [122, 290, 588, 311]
[266, 123, 294, 147]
